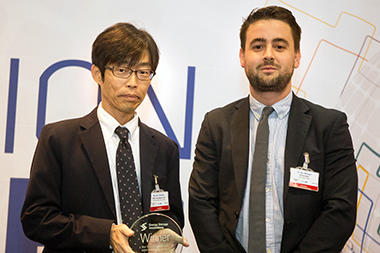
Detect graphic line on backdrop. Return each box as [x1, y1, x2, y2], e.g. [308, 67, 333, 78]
[356, 165, 369, 211]
[294, 39, 368, 96]
[266, 0, 376, 71]
[264, 0, 377, 97]
[341, 35, 380, 95]
[356, 188, 373, 253]
[352, 165, 370, 253]
[354, 142, 380, 252]
[356, 224, 380, 246]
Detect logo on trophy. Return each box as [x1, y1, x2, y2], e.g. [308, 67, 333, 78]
[128, 213, 184, 253]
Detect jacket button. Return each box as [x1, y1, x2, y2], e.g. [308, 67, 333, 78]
[235, 211, 239, 218]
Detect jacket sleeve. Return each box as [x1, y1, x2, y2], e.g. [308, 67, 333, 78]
[20, 124, 114, 251]
[188, 113, 235, 253]
[293, 112, 358, 253]
[165, 141, 185, 229]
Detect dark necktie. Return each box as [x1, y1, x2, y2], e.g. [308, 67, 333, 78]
[248, 106, 274, 252]
[115, 126, 142, 227]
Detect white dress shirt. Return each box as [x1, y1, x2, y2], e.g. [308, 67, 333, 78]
[97, 103, 141, 225]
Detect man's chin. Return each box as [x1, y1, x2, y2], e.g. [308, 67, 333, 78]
[249, 73, 291, 93]
[250, 81, 288, 92]
[259, 73, 279, 80]
[253, 86, 278, 92]
[117, 104, 138, 115]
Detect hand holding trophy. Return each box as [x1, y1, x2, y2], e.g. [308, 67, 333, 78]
[128, 213, 189, 252]
[147, 228, 189, 253]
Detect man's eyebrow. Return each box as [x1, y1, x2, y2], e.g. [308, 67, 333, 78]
[135, 62, 151, 68]
[272, 38, 289, 45]
[249, 38, 266, 46]
[248, 38, 290, 46]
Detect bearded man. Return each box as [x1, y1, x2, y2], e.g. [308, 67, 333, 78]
[189, 6, 357, 253]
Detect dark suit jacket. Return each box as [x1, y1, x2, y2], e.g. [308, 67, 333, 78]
[21, 108, 184, 253]
[189, 94, 357, 253]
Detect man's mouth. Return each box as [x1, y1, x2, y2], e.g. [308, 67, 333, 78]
[120, 94, 139, 101]
[260, 66, 278, 74]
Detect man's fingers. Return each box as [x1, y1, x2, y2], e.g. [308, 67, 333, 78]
[181, 236, 190, 247]
[119, 224, 135, 237]
[110, 223, 136, 253]
[164, 229, 190, 247]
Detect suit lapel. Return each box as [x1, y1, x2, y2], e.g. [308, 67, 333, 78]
[139, 122, 158, 213]
[231, 97, 250, 202]
[79, 109, 116, 218]
[283, 95, 311, 203]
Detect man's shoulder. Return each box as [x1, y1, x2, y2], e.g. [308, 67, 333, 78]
[206, 97, 248, 118]
[40, 109, 97, 137]
[292, 96, 349, 131]
[294, 96, 346, 119]
[139, 122, 178, 148]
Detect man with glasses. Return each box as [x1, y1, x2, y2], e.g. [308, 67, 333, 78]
[21, 23, 187, 253]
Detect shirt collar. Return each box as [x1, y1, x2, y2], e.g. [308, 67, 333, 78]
[249, 91, 293, 120]
[97, 102, 139, 141]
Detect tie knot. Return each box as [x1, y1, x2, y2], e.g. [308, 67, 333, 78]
[262, 106, 274, 117]
[115, 126, 129, 141]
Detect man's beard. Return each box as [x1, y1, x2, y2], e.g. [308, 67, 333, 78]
[247, 63, 294, 92]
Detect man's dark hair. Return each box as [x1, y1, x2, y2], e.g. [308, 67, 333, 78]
[92, 23, 159, 78]
[240, 6, 301, 51]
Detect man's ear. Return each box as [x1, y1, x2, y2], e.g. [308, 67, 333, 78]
[91, 65, 103, 85]
[294, 50, 301, 69]
[239, 48, 246, 68]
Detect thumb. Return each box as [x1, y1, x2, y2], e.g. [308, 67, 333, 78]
[121, 224, 135, 237]
[180, 236, 190, 247]
[168, 230, 189, 247]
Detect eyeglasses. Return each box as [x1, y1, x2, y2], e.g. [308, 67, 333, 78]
[106, 66, 155, 81]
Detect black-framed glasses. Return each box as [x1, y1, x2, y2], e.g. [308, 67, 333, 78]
[106, 66, 155, 81]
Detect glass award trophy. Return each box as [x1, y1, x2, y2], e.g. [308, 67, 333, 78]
[128, 213, 184, 253]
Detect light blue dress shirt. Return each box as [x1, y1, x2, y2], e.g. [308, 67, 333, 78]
[236, 92, 292, 253]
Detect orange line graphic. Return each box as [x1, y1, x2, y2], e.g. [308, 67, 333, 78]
[349, 164, 370, 253]
[263, 0, 377, 95]
[294, 39, 368, 95]
[277, 0, 376, 71]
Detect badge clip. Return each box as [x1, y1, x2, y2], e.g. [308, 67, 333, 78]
[301, 152, 314, 172]
[153, 175, 162, 192]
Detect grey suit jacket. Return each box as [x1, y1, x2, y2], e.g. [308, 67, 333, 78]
[189, 94, 357, 253]
[21, 108, 184, 253]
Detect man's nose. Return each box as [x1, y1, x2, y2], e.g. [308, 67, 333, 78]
[263, 46, 275, 62]
[126, 72, 139, 88]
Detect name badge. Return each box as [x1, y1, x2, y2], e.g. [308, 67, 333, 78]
[150, 191, 170, 212]
[150, 175, 170, 212]
[289, 152, 319, 192]
[289, 168, 319, 192]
